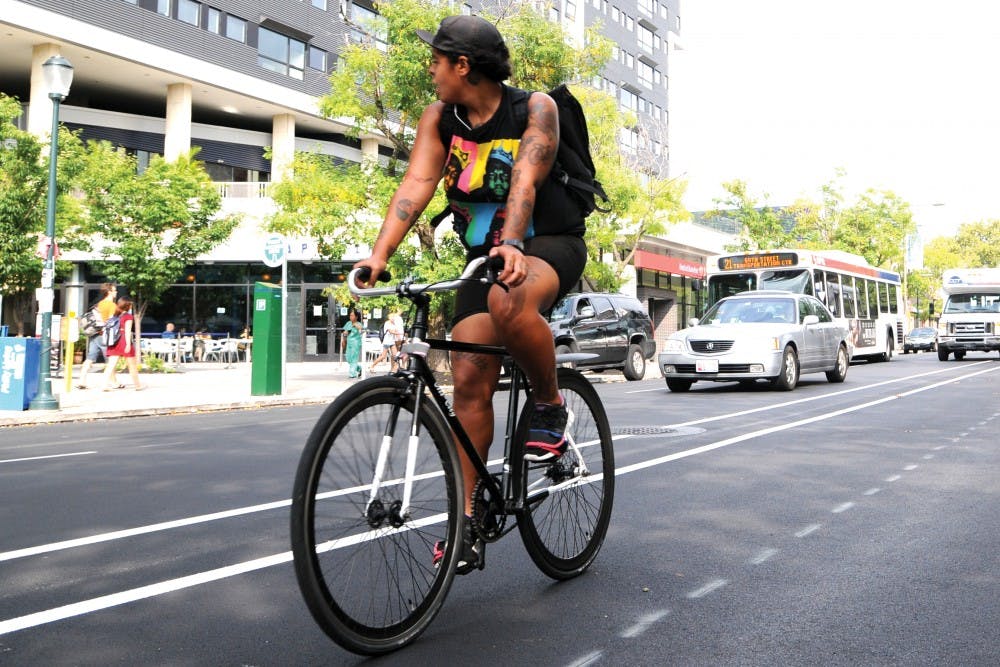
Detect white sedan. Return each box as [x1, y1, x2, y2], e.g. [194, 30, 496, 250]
[659, 291, 850, 392]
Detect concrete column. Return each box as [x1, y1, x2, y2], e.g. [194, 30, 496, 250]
[27, 43, 62, 139]
[164, 83, 192, 162]
[361, 137, 380, 168]
[271, 113, 296, 183]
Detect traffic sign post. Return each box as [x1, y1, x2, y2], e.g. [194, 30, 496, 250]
[262, 235, 287, 393]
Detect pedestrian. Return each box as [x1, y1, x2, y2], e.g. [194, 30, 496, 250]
[340, 308, 364, 378]
[103, 296, 145, 391]
[77, 283, 119, 389]
[161, 322, 177, 338]
[369, 309, 404, 373]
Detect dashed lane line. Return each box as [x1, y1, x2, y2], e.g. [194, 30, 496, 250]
[620, 609, 670, 638]
[686, 579, 728, 599]
[0, 451, 96, 465]
[795, 524, 822, 538]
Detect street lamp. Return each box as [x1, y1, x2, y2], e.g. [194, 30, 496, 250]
[29, 55, 73, 411]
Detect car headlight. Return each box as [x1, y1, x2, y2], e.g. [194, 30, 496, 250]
[664, 339, 684, 353]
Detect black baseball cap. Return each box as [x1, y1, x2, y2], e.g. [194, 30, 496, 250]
[415, 15, 506, 60]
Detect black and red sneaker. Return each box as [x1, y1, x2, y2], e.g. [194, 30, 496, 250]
[524, 396, 569, 462]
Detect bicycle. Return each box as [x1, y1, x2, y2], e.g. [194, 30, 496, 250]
[290, 256, 615, 656]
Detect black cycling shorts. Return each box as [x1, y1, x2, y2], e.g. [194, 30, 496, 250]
[453, 234, 587, 326]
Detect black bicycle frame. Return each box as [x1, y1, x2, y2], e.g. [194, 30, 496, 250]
[395, 291, 531, 514]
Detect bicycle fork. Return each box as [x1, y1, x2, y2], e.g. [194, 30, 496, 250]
[364, 379, 425, 529]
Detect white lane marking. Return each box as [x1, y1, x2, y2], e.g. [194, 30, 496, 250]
[686, 579, 728, 599]
[959, 432, 969, 437]
[134, 441, 188, 449]
[831, 502, 854, 514]
[885, 474, 902, 482]
[0, 451, 96, 465]
[863, 488, 881, 496]
[749, 548, 779, 565]
[922, 454, 934, 460]
[903, 464, 919, 471]
[933, 445, 947, 451]
[795, 524, 822, 538]
[566, 650, 604, 667]
[0, 498, 291, 562]
[620, 609, 670, 638]
[0, 550, 293, 636]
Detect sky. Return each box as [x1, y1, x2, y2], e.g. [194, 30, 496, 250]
[669, 0, 1000, 240]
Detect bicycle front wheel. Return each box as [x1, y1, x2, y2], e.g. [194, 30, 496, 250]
[517, 367, 615, 580]
[290, 377, 462, 655]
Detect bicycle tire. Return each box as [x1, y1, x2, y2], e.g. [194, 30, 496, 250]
[517, 368, 615, 580]
[290, 377, 462, 655]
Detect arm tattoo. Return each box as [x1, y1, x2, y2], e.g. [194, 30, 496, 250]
[395, 198, 415, 223]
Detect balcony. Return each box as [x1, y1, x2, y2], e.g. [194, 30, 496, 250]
[214, 182, 273, 198]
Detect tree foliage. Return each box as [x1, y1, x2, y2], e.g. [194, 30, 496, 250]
[76, 143, 239, 336]
[0, 93, 87, 334]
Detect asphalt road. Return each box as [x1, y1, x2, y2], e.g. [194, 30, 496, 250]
[1, 351, 998, 666]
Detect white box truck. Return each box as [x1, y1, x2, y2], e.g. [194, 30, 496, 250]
[937, 268, 1000, 360]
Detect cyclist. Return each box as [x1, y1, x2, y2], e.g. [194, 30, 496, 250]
[353, 15, 588, 573]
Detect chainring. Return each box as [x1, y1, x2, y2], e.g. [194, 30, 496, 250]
[469, 474, 505, 542]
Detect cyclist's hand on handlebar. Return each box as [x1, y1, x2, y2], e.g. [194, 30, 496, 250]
[487, 243, 528, 288]
[352, 257, 391, 288]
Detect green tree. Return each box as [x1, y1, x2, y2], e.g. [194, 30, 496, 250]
[951, 219, 1000, 267]
[0, 93, 86, 334]
[76, 143, 239, 338]
[710, 180, 795, 251]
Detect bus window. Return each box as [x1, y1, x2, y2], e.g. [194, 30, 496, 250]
[824, 272, 841, 317]
[760, 269, 813, 294]
[888, 284, 899, 314]
[707, 274, 756, 306]
[866, 279, 878, 319]
[813, 269, 826, 304]
[842, 276, 857, 318]
[879, 282, 890, 313]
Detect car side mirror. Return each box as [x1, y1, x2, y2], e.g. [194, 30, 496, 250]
[574, 306, 596, 321]
[802, 314, 820, 325]
[688, 317, 700, 327]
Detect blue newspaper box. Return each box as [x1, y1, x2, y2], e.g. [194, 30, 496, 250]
[0, 337, 41, 411]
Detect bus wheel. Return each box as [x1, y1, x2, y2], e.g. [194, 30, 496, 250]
[880, 336, 892, 362]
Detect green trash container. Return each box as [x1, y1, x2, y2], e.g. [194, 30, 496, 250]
[251, 282, 283, 396]
[0, 337, 41, 411]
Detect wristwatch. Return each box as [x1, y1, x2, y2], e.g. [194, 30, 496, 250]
[499, 238, 525, 253]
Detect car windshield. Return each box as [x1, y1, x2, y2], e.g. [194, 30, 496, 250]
[701, 297, 796, 324]
[909, 328, 934, 336]
[943, 293, 1000, 313]
[548, 298, 572, 321]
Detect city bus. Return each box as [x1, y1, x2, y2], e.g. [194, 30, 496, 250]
[706, 249, 904, 361]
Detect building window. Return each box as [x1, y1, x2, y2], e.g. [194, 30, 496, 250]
[638, 61, 654, 88]
[258, 27, 306, 80]
[225, 15, 247, 43]
[638, 0, 655, 16]
[155, 0, 171, 16]
[565, 0, 576, 19]
[123, 0, 137, 4]
[178, 0, 200, 26]
[549, 5, 560, 22]
[350, 3, 389, 51]
[206, 7, 221, 33]
[308, 46, 328, 72]
[312, 0, 327, 8]
[638, 25, 655, 53]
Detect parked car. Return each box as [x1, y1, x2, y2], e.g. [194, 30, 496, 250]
[902, 327, 937, 353]
[658, 290, 850, 392]
[548, 292, 656, 380]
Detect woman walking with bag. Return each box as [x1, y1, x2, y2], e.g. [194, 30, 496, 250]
[103, 296, 145, 391]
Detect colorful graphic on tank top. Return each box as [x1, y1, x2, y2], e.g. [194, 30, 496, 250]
[443, 135, 535, 252]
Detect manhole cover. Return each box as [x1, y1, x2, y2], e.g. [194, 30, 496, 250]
[614, 426, 677, 436]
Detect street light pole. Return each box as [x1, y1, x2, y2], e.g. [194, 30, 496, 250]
[29, 56, 73, 411]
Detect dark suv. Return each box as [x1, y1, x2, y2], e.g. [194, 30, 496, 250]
[548, 292, 656, 380]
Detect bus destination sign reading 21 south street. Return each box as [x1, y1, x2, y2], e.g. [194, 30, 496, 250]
[719, 252, 799, 271]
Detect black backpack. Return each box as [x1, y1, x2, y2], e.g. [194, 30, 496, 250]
[432, 84, 609, 229]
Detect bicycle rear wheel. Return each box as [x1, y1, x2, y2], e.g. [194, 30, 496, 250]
[290, 377, 462, 655]
[517, 368, 615, 580]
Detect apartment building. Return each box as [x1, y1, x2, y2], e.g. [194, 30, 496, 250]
[2, 0, 713, 359]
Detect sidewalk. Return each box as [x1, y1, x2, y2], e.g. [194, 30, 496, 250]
[0, 359, 372, 427]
